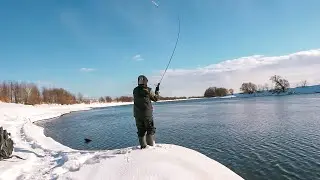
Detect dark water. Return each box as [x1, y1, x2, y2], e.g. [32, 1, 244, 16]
[36, 94, 320, 180]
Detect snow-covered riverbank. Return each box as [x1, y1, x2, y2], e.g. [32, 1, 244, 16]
[0, 102, 243, 180]
[233, 85, 320, 98]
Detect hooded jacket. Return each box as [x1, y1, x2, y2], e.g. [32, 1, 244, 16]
[133, 85, 159, 118]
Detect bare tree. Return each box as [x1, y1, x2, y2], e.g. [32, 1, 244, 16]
[204, 87, 228, 97]
[298, 80, 308, 87]
[27, 84, 41, 105]
[257, 84, 264, 92]
[21, 82, 33, 104]
[229, 89, 234, 95]
[1, 80, 80, 105]
[42, 87, 50, 104]
[0, 82, 10, 102]
[204, 87, 216, 97]
[215, 88, 228, 97]
[270, 75, 290, 92]
[240, 82, 257, 94]
[13, 82, 20, 103]
[77, 93, 84, 103]
[0, 83, 3, 102]
[52, 88, 76, 105]
[9, 81, 14, 103]
[99, 97, 105, 103]
[105, 96, 112, 102]
[263, 83, 269, 91]
[0, 82, 3, 102]
[116, 96, 133, 102]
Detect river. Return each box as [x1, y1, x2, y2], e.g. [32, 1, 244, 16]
[36, 94, 320, 180]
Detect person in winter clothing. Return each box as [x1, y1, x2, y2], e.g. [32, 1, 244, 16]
[133, 75, 160, 149]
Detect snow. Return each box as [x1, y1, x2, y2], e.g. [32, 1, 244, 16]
[0, 101, 243, 180]
[233, 85, 320, 98]
[59, 144, 242, 180]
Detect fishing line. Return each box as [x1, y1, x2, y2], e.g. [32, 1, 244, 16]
[158, 16, 181, 85]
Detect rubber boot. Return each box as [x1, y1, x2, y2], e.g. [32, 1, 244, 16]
[146, 134, 155, 146]
[138, 136, 147, 149]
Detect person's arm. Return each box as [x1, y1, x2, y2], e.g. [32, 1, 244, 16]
[149, 89, 159, 102]
[146, 84, 159, 102]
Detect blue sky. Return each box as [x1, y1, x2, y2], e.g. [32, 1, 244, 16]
[1, 0, 320, 97]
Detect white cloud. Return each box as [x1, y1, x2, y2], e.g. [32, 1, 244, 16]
[133, 54, 144, 61]
[148, 49, 320, 97]
[80, 68, 96, 72]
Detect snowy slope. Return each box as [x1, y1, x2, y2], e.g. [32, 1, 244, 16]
[0, 102, 130, 179]
[0, 102, 243, 180]
[59, 144, 243, 180]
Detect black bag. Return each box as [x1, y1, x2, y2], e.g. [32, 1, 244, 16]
[0, 127, 14, 160]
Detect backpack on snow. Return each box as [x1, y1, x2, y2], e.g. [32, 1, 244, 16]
[0, 126, 14, 160]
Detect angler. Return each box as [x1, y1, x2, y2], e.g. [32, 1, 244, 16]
[133, 75, 160, 149]
[132, 0, 181, 149]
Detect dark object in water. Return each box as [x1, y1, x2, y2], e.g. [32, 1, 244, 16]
[84, 138, 92, 144]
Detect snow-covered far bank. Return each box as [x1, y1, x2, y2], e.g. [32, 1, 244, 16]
[233, 84, 320, 98]
[0, 102, 243, 180]
[157, 98, 190, 102]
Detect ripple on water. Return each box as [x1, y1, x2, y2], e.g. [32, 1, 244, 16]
[37, 94, 320, 180]
[275, 163, 302, 180]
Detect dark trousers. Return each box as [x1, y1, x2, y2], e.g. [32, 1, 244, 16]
[135, 116, 156, 137]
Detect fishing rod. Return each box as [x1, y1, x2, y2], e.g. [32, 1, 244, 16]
[157, 16, 181, 86]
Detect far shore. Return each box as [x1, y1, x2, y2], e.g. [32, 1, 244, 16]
[31, 98, 197, 123]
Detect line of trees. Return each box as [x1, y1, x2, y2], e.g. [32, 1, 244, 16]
[10, 76, 302, 105]
[0, 81, 133, 105]
[159, 96, 187, 100]
[296, 80, 308, 88]
[203, 75, 309, 97]
[42, 88, 76, 104]
[204, 87, 234, 97]
[188, 96, 205, 99]
[0, 80, 200, 105]
[0, 81, 77, 105]
[114, 96, 133, 102]
[96, 96, 189, 102]
[239, 75, 303, 94]
[240, 82, 258, 94]
[98, 96, 113, 103]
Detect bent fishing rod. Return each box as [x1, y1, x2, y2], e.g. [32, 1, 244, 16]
[157, 16, 181, 87]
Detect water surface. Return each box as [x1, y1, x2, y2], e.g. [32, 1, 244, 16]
[36, 94, 320, 180]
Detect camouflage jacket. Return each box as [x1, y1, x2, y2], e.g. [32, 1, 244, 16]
[133, 85, 159, 118]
